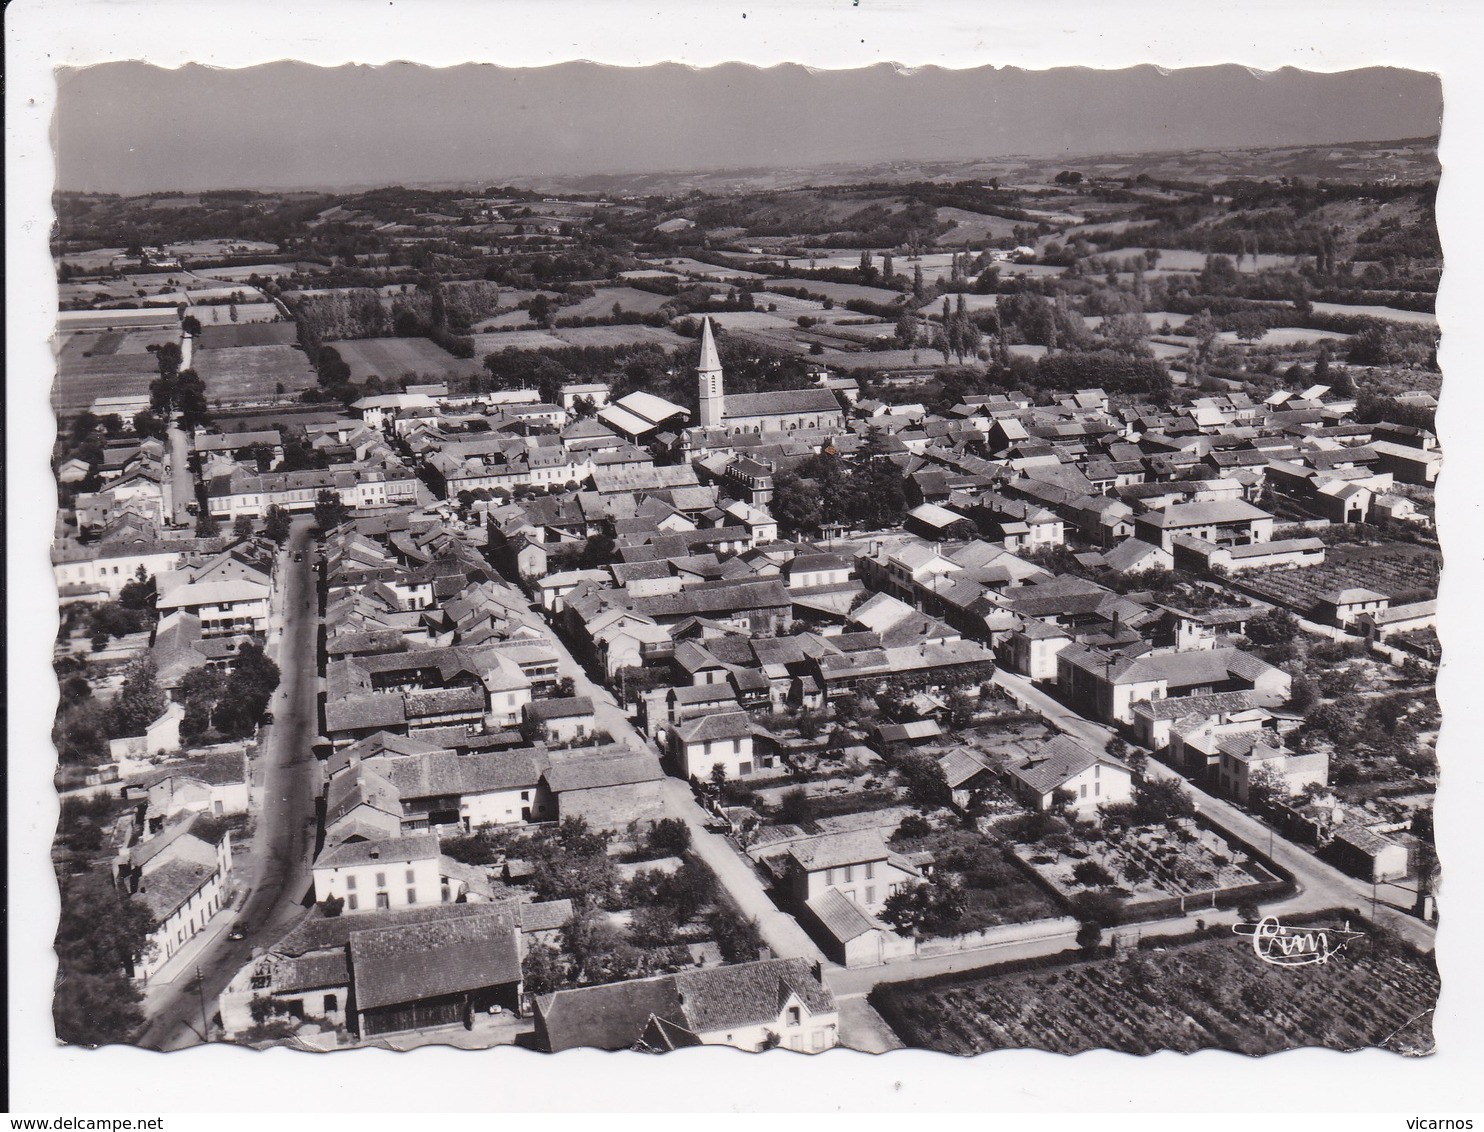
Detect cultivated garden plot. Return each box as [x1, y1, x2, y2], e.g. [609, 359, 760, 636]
[872, 919, 1439, 1056]
[1238, 549, 1440, 613]
[1018, 818, 1270, 909]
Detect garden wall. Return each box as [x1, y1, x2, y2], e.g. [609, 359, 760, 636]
[912, 915, 1078, 959]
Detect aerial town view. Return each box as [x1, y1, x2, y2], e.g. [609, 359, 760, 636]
[45, 60, 1443, 1060]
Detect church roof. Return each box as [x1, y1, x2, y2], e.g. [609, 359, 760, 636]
[724, 389, 842, 418]
[698, 316, 723, 375]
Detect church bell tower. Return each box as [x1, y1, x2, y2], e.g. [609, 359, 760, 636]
[697, 315, 725, 430]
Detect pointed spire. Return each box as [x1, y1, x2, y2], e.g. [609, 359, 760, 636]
[698, 316, 722, 375]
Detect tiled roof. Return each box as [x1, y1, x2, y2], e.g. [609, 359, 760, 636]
[537, 957, 834, 1052]
[675, 957, 836, 1032]
[523, 696, 595, 722]
[787, 830, 890, 872]
[1004, 734, 1106, 796]
[315, 832, 441, 870]
[676, 710, 754, 744]
[518, 899, 574, 933]
[349, 907, 521, 1011]
[542, 750, 664, 793]
[1130, 690, 1255, 722]
[806, 888, 879, 944]
[135, 858, 218, 923]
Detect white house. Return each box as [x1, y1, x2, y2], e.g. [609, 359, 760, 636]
[311, 833, 448, 913]
[1001, 735, 1133, 817]
[668, 710, 756, 780]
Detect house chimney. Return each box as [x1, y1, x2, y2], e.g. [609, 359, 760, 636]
[758, 945, 772, 961]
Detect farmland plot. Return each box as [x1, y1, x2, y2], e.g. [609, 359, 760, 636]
[551, 325, 691, 350]
[765, 280, 909, 306]
[331, 337, 485, 384]
[54, 329, 176, 412]
[1239, 548, 1440, 613]
[189, 302, 281, 324]
[194, 344, 317, 403]
[198, 323, 299, 350]
[873, 919, 1438, 1056]
[556, 286, 673, 320]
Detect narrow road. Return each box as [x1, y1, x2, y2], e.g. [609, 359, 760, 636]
[538, 610, 826, 963]
[992, 670, 1436, 952]
[137, 518, 322, 1049]
[165, 422, 195, 528]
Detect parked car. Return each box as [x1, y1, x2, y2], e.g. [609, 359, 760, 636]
[228, 924, 248, 941]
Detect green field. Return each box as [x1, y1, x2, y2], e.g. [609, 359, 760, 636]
[330, 336, 485, 383]
[198, 323, 299, 350]
[194, 344, 318, 404]
[54, 329, 176, 413]
[872, 916, 1437, 1056]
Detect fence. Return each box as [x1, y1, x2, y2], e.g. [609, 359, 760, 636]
[912, 915, 1078, 959]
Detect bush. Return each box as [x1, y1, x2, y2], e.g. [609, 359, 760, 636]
[778, 787, 814, 826]
[1070, 890, 1125, 927]
[1072, 860, 1115, 888]
[646, 818, 692, 858]
[892, 814, 933, 843]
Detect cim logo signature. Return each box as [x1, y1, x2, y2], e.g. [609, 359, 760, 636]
[1231, 916, 1366, 967]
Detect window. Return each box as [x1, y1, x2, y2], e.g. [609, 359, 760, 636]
[787, 1006, 801, 1026]
[864, 861, 874, 880]
[824, 868, 836, 886]
[375, 872, 386, 888]
[347, 895, 359, 911]
[843, 865, 854, 882]
[812, 1030, 827, 1051]
[345, 875, 357, 891]
[406, 888, 417, 904]
[864, 886, 875, 905]
[1080, 784, 1088, 799]
[376, 893, 390, 910]
[405, 869, 416, 884]
[1095, 782, 1100, 797]
[324, 993, 338, 1013]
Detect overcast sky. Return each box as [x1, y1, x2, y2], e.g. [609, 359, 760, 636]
[54, 61, 1442, 194]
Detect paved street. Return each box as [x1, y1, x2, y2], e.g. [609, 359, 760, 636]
[539, 612, 828, 963]
[992, 670, 1436, 951]
[137, 518, 323, 1049]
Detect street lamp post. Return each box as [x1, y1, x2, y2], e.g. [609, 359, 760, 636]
[195, 965, 210, 1043]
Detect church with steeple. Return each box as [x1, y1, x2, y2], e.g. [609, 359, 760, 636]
[694, 316, 846, 438]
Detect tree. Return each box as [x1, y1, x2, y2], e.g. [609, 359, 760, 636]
[232, 516, 256, 543]
[647, 818, 692, 858]
[896, 751, 951, 810]
[707, 906, 763, 963]
[55, 869, 156, 978]
[117, 567, 156, 613]
[214, 642, 280, 739]
[1131, 776, 1197, 825]
[195, 510, 221, 539]
[779, 787, 814, 826]
[880, 886, 930, 935]
[1076, 920, 1103, 952]
[109, 657, 167, 738]
[1244, 767, 1290, 812]
[53, 970, 144, 1047]
[1072, 859, 1115, 887]
[891, 813, 933, 843]
[521, 940, 567, 999]
[768, 470, 823, 536]
[313, 489, 349, 532]
[263, 504, 292, 544]
[1245, 609, 1299, 647]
